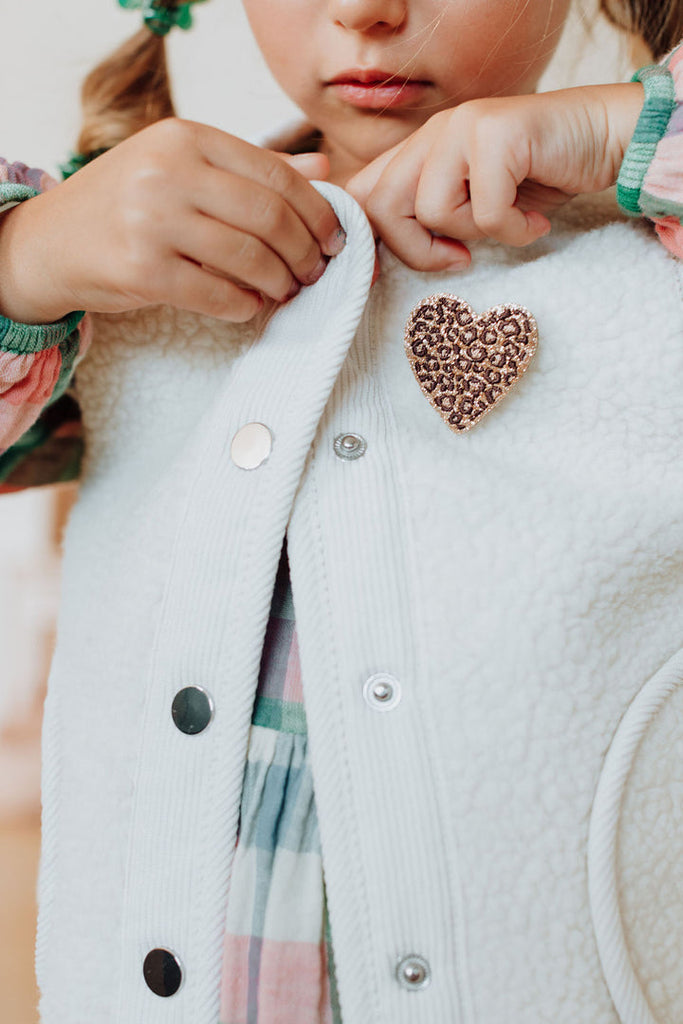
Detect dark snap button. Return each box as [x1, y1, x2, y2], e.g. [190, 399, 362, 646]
[171, 686, 214, 734]
[143, 947, 183, 997]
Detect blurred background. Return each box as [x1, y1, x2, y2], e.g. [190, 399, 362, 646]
[0, 1, 641, 1021]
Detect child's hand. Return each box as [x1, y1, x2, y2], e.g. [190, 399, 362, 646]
[0, 118, 341, 325]
[344, 83, 645, 271]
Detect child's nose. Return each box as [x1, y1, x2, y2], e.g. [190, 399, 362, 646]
[328, 0, 407, 32]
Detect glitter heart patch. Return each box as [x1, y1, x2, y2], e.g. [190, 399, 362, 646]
[404, 294, 538, 432]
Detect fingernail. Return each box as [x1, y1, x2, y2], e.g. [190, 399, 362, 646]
[303, 256, 328, 285]
[324, 227, 347, 256]
[284, 280, 301, 301]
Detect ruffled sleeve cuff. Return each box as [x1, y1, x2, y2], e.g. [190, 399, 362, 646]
[0, 308, 91, 452]
[0, 157, 60, 210]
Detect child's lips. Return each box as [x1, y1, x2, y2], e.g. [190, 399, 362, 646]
[327, 80, 430, 109]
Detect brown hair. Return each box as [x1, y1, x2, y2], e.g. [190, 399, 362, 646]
[600, 0, 683, 59]
[75, 26, 175, 157]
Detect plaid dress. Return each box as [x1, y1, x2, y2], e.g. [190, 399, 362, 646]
[218, 533, 342, 1024]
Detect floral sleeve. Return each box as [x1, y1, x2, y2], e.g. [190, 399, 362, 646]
[0, 158, 91, 492]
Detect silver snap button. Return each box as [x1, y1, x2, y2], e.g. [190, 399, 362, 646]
[363, 672, 401, 712]
[230, 422, 272, 469]
[143, 947, 183, 997]
[396, 954, 431, 991]
[333, 432, 367, 460]
[171, 686, 214, 735]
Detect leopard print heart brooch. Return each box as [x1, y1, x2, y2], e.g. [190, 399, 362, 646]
[404, 294, 538, 432]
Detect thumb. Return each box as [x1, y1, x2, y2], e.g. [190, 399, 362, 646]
[269, 150, 330, 180]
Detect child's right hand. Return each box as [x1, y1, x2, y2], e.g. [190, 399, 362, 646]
[0, 118, 344, 325]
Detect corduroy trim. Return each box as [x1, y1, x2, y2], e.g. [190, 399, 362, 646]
[616, 64, 676, 217]
[111, 182, 377, 1024]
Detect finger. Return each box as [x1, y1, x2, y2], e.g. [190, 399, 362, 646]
[413, 128, 485, 243]
[344, 141, 402, 209]
[170, 257, 264, 322]
[516, 179, 574, 214]
[469, 148, 551, 246]
[359, 138, 470, 271]
[173, 211, 302, 303]
[273, 151, 330, 180]
[192, 165, 327, 286]
[383, 217, 471, 271]
[191, 121, 344, 255]
[414, 119, 553, 246]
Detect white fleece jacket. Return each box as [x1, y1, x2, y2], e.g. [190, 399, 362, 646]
[36, 167, 683, 1024]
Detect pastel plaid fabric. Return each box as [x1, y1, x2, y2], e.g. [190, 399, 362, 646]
[219, 535, 342, 1024]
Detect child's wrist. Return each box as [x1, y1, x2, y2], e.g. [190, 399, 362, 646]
[0, 198, 75, 325]
[604, 82, 646, 179]
[574, 83, 645, 193]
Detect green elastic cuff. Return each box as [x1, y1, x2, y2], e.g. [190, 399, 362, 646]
[0, 308, 86, 355]
[616, 64, 676, 217]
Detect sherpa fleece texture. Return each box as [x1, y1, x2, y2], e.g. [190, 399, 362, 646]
[35, 178, 683, 1024]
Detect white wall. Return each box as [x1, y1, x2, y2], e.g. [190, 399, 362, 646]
[0, 0, 301, 176]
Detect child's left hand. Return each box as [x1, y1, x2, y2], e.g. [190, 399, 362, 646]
[344, 83, 645, 271]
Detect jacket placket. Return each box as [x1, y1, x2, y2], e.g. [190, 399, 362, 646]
[112, 184, 376, 1023]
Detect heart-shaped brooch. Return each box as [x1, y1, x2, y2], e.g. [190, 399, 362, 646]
[404, 294, 538, 432]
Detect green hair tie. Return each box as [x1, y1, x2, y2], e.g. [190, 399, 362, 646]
[117, 0, 209, 37]
[58, 148, 110, 181]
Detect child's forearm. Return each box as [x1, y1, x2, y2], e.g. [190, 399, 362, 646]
[0, 197, 77, 324]
[0, 158, 76, 324]
[582, 82, 645, 187]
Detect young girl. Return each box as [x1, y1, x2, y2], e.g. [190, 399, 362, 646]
[2, 1, 683, 1022]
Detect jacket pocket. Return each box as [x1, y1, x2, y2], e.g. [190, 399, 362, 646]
[588, 647, 683, 1024]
